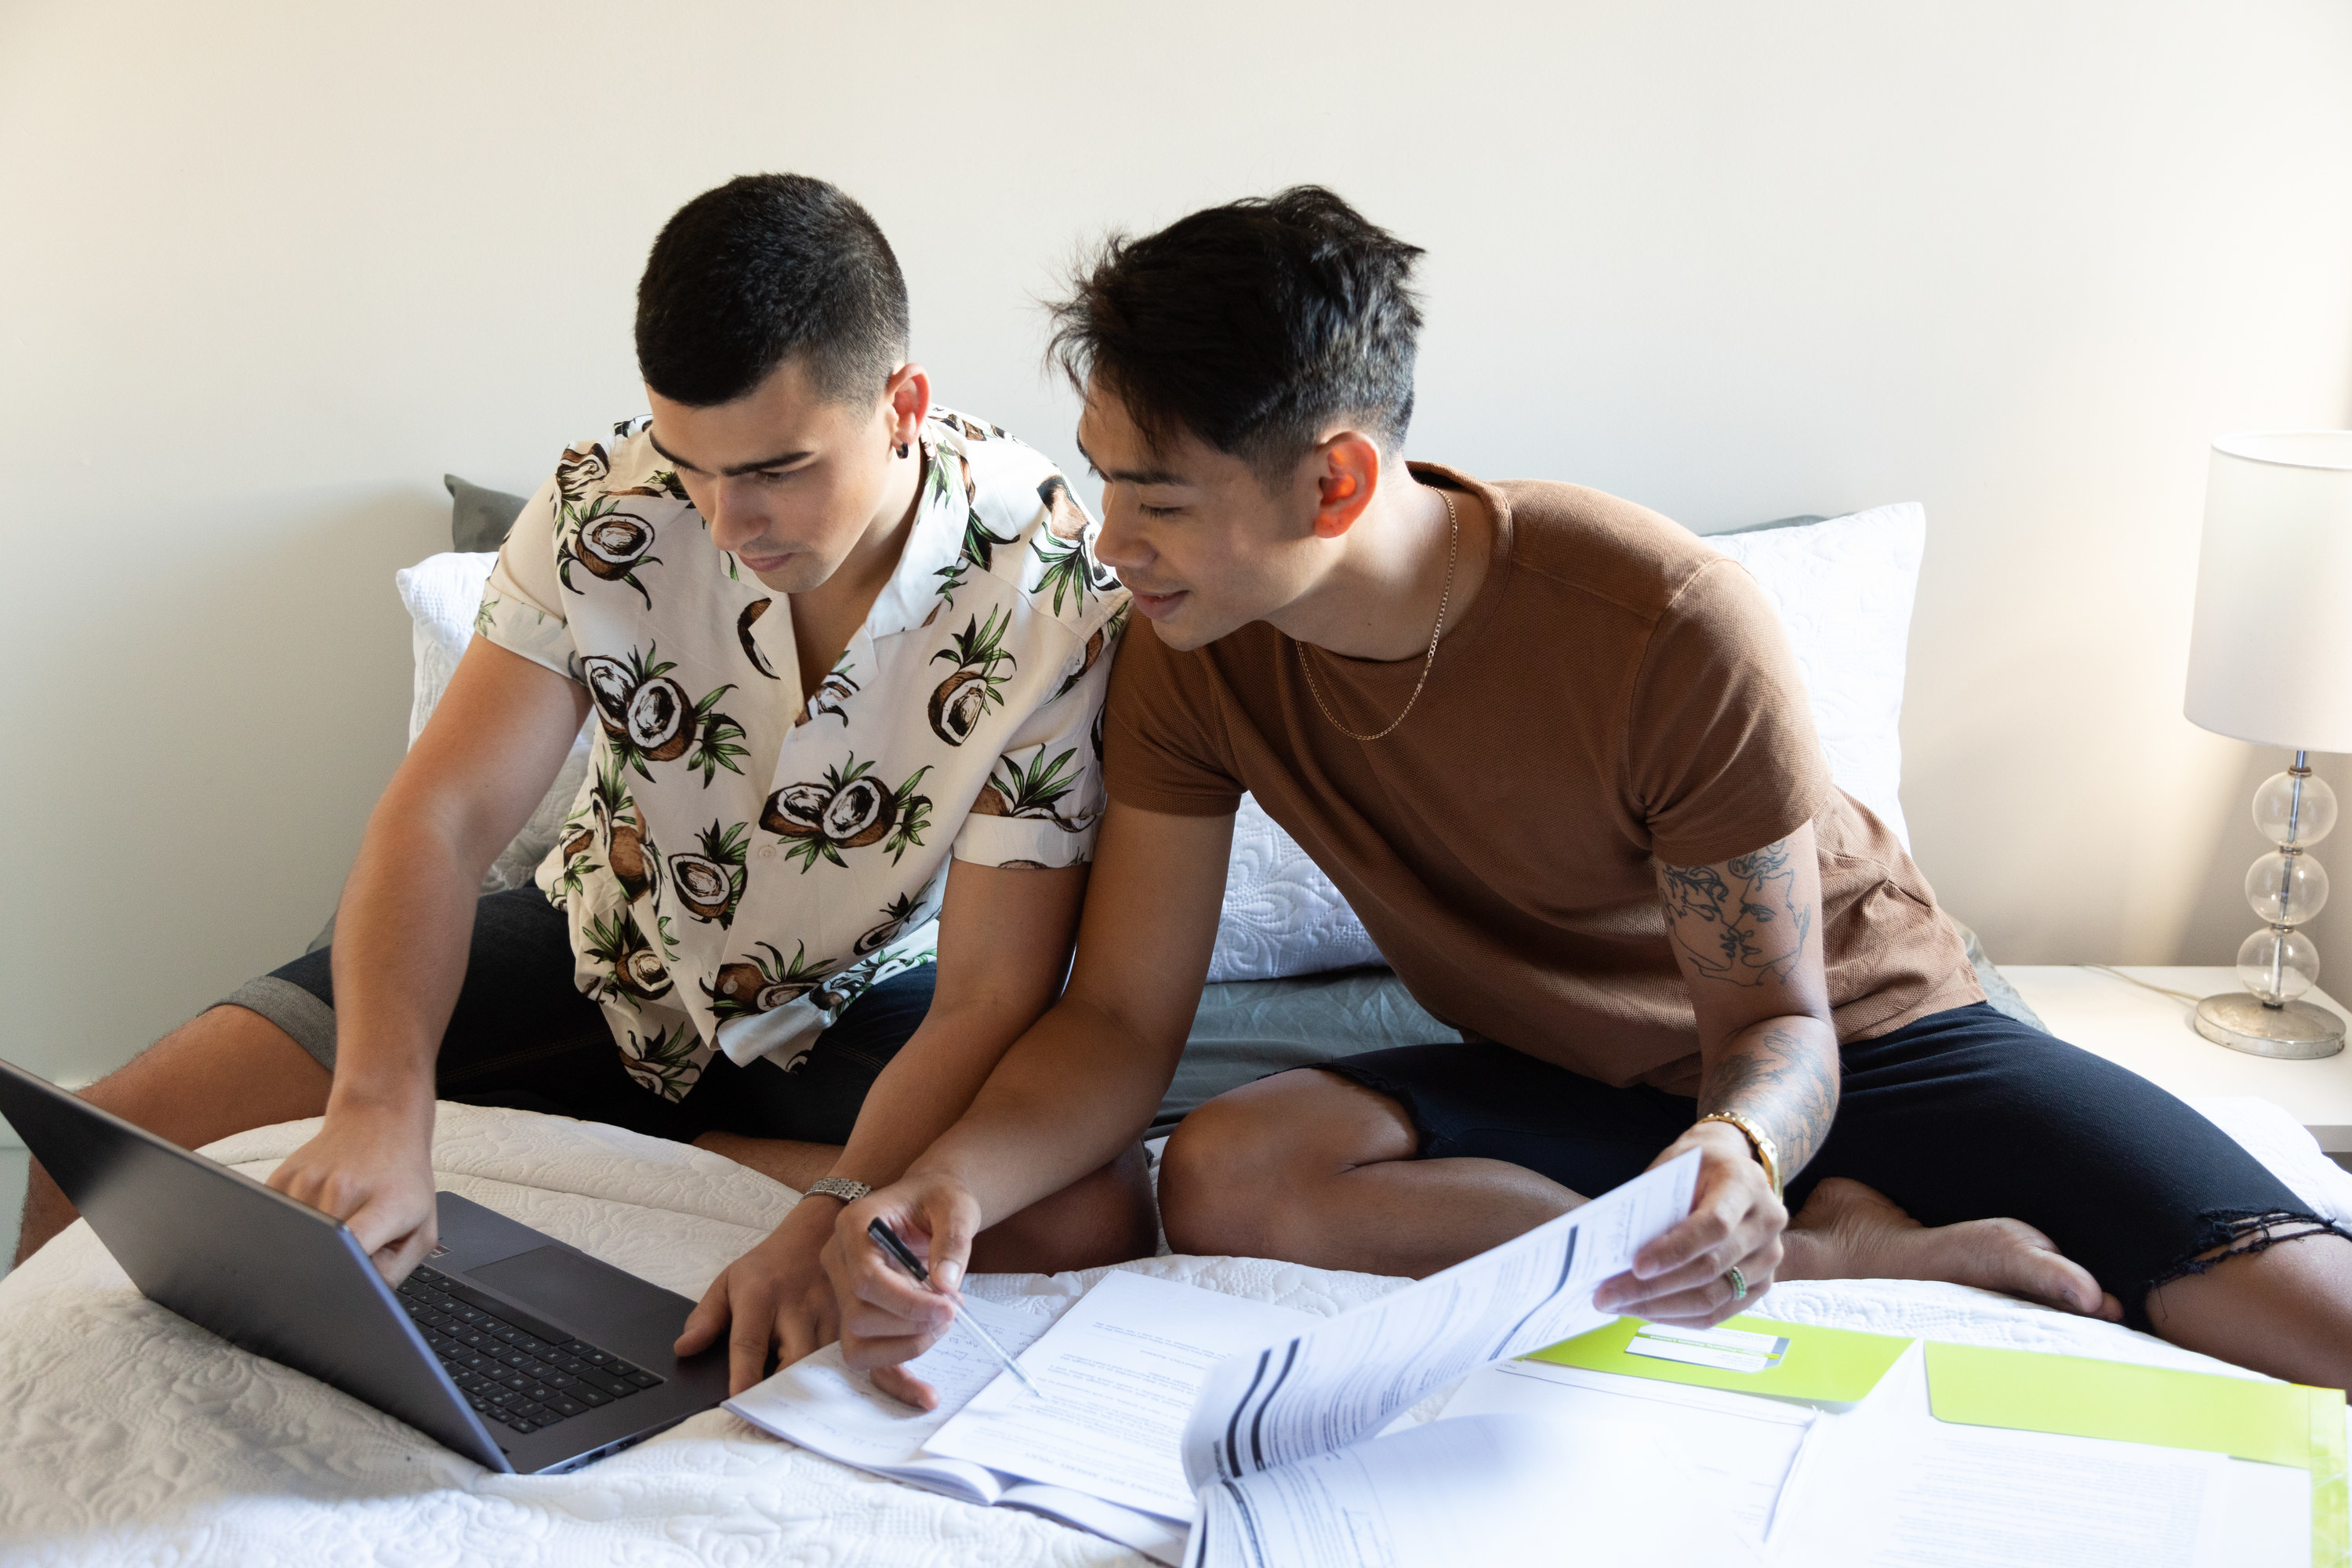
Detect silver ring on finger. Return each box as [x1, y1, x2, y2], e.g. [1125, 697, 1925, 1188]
[1724, 1265, 1747, 1301]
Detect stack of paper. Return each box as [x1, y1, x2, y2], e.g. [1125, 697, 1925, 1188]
[729, 1153, 1709, 1566]
[726, 1149, 2345, 1568]
[1767, 1341, 2343, 1567]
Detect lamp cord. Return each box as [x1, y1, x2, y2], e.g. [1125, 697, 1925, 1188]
[2078, 964, 2205, 1004]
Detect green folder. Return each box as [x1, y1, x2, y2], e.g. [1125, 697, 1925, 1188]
[1923, 1341, 2348, 1568]
[1526, 1314, 1911, 1407]
[2314, 1386, 2348, 1568]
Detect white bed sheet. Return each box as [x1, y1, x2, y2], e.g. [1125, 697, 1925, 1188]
[1, 1098, 2342, 1566]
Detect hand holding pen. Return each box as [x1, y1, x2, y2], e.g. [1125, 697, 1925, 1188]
[866, 1218, 1043, 1400]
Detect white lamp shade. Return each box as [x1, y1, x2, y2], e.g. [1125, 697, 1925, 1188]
[2184, 431, 2352, 754]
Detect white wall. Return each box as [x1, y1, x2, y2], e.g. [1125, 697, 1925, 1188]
[2, 1, 2349, 1091]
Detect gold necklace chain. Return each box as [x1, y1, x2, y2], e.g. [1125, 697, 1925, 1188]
[1294, 491, 1459, 742]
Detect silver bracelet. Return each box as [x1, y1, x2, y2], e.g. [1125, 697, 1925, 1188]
[804, 1177, 871, 1204]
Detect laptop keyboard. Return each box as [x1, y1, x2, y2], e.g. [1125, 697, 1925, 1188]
[395, 1265, 663, 1437]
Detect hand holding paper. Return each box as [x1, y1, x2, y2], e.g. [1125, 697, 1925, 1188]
[1180, 1149, 1700, 1490]
[745, 1153, 1704, 1567]
[1593, 1120, 1784, 1327]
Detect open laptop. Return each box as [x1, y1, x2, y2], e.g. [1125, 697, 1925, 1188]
[0, 1055, 729, 1474]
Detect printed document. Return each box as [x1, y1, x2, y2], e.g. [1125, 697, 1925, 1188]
[925, 1271, 1316, 1519]
[1769, 1342, 2249, 1567]
[725, 1292, 1187, 1564]
[735, 1154, 1701, 1564]
[1179, 1149, 1699, 1489]
[1187, 1412, 1748, 1568]
[1440, 1356, 1814, 1551]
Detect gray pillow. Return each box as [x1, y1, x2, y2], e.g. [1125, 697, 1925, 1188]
[1951, 920, 2045, 1031]
[1713, 512, 1830, 537]
[1154, 968, 1454, 1135]
[305, 476, 532, 952]
[446, 474, 529, 553]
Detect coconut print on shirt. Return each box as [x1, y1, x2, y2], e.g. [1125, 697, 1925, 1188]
[477, 408, 1126, 1099]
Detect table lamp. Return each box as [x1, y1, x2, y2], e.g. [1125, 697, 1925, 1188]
[2183, 430, 2352, 1058]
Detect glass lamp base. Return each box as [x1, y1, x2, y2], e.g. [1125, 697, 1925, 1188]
[2194, 993, 2347, 1059]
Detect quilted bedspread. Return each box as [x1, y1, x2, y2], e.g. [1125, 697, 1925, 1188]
[1, 1100, 2339, 1566]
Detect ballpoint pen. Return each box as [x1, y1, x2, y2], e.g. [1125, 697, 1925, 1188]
[867, 1218, 1044, 1399]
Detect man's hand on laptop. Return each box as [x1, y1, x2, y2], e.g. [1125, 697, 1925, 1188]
[821, 1171, 984, 1410]
[266, 1102, 440, 1283]
[674, 1199, 844, 1396]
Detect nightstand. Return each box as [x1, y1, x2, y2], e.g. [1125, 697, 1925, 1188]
[2002, 966, 2352, 1157]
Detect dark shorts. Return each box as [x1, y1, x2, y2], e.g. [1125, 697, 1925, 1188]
[1316, 1003, 2349, 1329]
[221, 887, 935, 1147]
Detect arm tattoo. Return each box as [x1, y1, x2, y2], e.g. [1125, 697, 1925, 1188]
[1657, 837, 1815, 988]
[1661, 834, 1836, 1172]
[1698, 1021, 1839, 1175]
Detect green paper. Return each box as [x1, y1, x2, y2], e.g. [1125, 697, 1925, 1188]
[1924, 1341, 2313, 1468]
[2307, 1385, 2347, 1568]
[1923, 1342, 2347, 1567]
[1526, 1314, 1911, 1406]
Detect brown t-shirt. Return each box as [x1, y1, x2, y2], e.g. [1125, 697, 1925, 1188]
[1104, 466, 1982, 1096]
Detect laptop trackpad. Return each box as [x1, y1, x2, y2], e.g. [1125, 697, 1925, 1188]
[467, 1245, 681, 1345]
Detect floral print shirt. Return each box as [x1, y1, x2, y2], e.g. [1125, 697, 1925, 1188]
[477, 408, 1127, 1101]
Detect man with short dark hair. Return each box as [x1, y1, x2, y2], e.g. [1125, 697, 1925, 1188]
[829, 186, 2352, 1403]
[16, 173, 1157, 1398]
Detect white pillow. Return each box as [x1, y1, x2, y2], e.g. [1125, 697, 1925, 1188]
[1706, 503, 1923, 851]
[2189, 1096, 2352, 1230]
[1203, 796, 1385, 983]
[394, 552, 593, 895]
[1203, 504, 1926, 982]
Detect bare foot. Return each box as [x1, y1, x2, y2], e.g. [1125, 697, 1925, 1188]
[1781, 1178, 2124, 1323]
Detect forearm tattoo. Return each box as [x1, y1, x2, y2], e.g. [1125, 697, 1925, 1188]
[1661, 836, 1837, 1174]
[1657, 837, 1813, 986]
[1697, 1021, 1839, 1176]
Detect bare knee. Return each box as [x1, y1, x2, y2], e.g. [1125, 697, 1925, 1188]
[1160, 1069, 1413, 1260]
[83, 1004, 329, 1144]
[971, 1143, 1157, 1275]
[1160, 1092, 1288, 1257]
[16, 1005, 328, 1265]
[2142, 1225, 2352, 1389]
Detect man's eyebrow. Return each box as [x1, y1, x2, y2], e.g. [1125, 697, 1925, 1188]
[1072, 432, 1187, 488]
[645, 429, 812, 477]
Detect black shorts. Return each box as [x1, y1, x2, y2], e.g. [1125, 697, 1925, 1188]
[221, 887, 935, 1147]
[1316, 1003, 2348, 1329]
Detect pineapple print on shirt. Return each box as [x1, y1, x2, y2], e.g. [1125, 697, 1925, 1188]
[760, 755, 935, 871]
[475, 408, 1125, 1102]
[976, 743, 1097, 836]
[581, 645, 749, 787]
[669, 820, 750, 927]
[928, 608, 1015, 744]
[560, 498, 663, 610]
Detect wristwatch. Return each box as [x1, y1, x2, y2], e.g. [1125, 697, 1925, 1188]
[805, 1177, 872, 1204]
[1694, 1112, 1783, 1203]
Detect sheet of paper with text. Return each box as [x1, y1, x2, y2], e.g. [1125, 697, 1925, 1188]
[724, 1292, 1062, 1490]
[1180, 1149, 1700, 1490]
[925, 1271, 1316, 1519]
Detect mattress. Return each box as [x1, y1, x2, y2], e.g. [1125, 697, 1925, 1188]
[2, 1098, 2346, 1566]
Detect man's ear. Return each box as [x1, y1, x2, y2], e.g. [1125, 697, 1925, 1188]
[883, 362, 932, 447]
[1310, 433, 1384, 539]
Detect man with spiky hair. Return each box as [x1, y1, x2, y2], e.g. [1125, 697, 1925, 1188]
[830, 187, 2352, 1405]
[17, 174, 1157, 1399]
